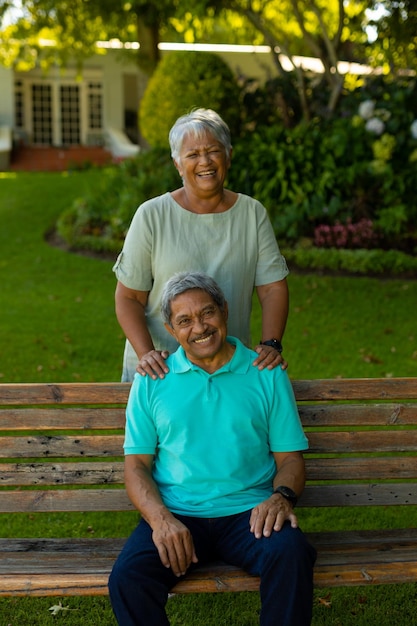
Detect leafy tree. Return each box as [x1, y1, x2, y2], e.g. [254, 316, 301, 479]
[186, 0, 369, 120]
[0, 0, 108, 70]
[366, 0, 417, 72]
[0, 0, 180, 74]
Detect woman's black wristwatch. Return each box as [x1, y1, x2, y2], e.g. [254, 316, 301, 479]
[261, 338, 283, 353]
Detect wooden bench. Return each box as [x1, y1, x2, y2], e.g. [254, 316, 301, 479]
[1, 378, 417, 597]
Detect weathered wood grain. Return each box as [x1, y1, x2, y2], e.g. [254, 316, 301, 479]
[1, 378, 416, 597]
[1, 529, 417, 596]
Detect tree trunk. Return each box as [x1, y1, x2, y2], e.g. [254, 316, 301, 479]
[136, 13, 160, 76]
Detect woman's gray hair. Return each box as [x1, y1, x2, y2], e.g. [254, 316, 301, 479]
[161, 271, 227, 325]
[169, 108, 232, 162]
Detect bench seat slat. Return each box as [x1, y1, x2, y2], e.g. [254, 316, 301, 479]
[4, 563, 417, 597]
[1, 529, 417, 596]
[0, 575, 111, 597]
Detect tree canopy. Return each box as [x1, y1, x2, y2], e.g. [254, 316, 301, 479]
[1, 0, 415, 119]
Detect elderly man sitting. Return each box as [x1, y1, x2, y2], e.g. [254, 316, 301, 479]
[109, 271, 316, 625]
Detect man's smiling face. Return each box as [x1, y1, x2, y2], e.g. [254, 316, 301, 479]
[164, 288, 230, 370]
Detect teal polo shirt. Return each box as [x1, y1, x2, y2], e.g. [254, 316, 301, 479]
[124, 337, 308, 518]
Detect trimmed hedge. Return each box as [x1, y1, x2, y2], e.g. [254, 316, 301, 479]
[139, 50, 241, 148]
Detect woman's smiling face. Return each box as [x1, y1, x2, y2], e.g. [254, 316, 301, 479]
[174, 131, 231, 196]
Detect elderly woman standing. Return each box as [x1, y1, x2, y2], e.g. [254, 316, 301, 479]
[113, 108, 289, 382]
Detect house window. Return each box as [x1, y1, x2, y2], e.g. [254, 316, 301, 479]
[32, 84, 53, 144]
[60, 85, 80, 145]
[15, 71, 103, 146]
[14, 80, 24, 129]
[87, 81, 103, 130]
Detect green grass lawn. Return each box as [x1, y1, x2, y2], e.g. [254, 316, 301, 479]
[0, 170, 123, 383]
[0, 171, 416, 624]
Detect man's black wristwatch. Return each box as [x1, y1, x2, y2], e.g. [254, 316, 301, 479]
[273, 485, 298, 507]
[260, 338, 283, 353]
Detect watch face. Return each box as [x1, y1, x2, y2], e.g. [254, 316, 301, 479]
[262, 339, 283, 352]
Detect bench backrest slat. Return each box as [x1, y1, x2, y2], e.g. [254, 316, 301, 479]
[1, 482, 416, 512]
[0, 489, 134, 513]
[2, 431, 416, 458]
[0, 407, 126, 430]
[2, 403, 417, 431]
[0, 461, 125, 486]
[301, 483, 417, 507]
[0, 435, 124, 458]
[2, 378, 417, 404]
[305, 457, 417, 480]
[292, 378, 417, 400]
[307, 430, 417, 453]
[0, 383, 131, 405]
[299, 403, 417, 426]
[1, 456, 415, 487]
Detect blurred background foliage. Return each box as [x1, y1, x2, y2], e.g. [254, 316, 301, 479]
[57, 59, 417, 276]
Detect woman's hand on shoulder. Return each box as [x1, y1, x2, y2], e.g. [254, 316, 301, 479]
[137, 350, 170, 380]
[253, 344, 288, 371]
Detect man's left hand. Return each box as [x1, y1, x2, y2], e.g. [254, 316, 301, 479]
[249, 493, 298, 538]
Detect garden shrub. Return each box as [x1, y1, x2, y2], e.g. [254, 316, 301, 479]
[56, 148, 177, 254]
[139, 50, 242, 149]
[229, 74, 417, 253]
[282, 245, 417, 277]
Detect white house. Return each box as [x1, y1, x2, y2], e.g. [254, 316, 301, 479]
[0, 41, 373, 155]
[0, 50, 148, 151]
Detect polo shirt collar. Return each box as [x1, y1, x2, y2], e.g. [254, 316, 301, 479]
[170, 336, 252, 375]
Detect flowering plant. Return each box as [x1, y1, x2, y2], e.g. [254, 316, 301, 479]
[358, 99, 391, 136]
[314, 219, 379, 250]
[365, 117, 385, 135]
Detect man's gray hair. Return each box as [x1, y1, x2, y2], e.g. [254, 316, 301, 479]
[169, 108, 232, 162]
[161, 271, 227, 325]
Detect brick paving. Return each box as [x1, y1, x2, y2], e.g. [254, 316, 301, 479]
[10, 145, 113, 172]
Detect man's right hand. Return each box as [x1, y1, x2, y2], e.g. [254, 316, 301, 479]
[136, 350, 170, 380]
[152, 516, 198, 577]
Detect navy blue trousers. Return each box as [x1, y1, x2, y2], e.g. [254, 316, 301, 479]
[109, 510, 316, 625]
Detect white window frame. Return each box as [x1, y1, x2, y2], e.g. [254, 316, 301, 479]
[14, 67, 103, 146]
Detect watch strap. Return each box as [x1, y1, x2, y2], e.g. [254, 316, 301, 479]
[260, 338, 283, 353]
[273, 485, 298, 507]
